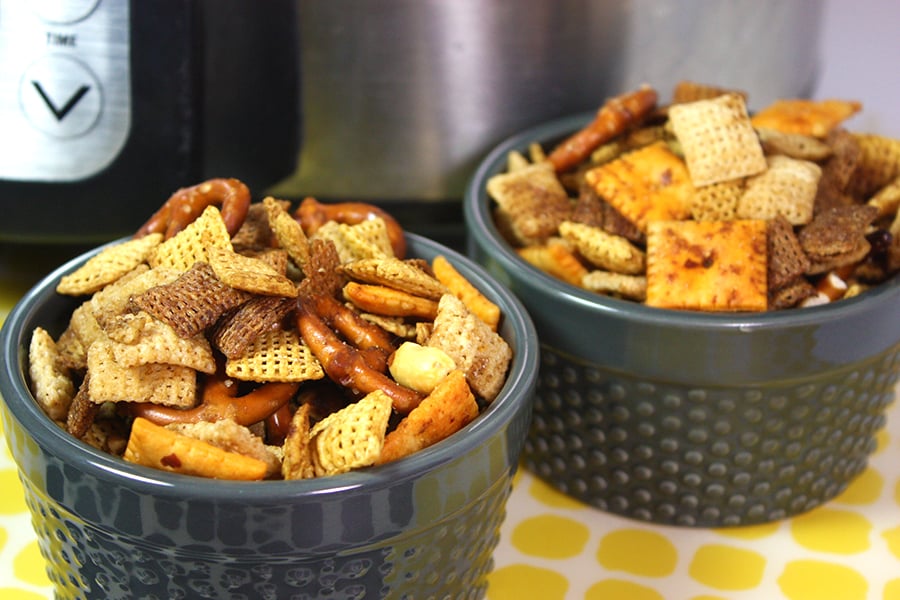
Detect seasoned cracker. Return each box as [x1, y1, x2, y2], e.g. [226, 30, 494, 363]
[28, 327, 75, 421]
[581, 271, 647, 301]
[309, 390, 392, 477]
[87, 340, 197, 407]
[378, 370, 478, 464]
[668, 93, 767, 186]
[432, 255, 501, 331]
[355, 309, 418, 339]
[340, 257, 448, 300]
[56, 234, 163, 296]
[645, 219, 768, 312]
[558, 220, 645, 274]
[207, 246, 298, 297]
[737, 155, 822, 225]
[168, 419, 282, 479]
[516, 240, 588, 287]
[225, 328, 324, 383]
[149, 205, 233, 272]
[486, 162, 572, 245]
[264, 196, 310, 269]
[124, 417, 268, 480]
[424, 294, 512, 402]
[750, 98, 862, 137]
[584, 141, 694, 231]
[281, 403, 315, 480]
[342, 281, 440, 320]
[756, 128, 833, 161]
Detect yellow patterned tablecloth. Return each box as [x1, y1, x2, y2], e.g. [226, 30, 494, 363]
[2, 261, 900, 599]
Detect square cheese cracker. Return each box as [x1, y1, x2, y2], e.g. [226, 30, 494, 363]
[646, 219, 768, 312]
[584, 141, 694, 232]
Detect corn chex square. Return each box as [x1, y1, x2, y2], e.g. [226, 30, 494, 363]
[584, 141, 694, 232]
[56, 234, 163, 296]
[339, 218, 395, 260]
[264, 196, 310, 269]
[87, 340, 197, 407]
[424, 294, 512, 402]
[646, 219, 768, 312]
[737, 155, 821, 225]
[207, 246, 298, 297]
[149, 205, 233, 272]
[310, 390, 393, 476]
[28, 327, 75, 421]
[104, 311, 216, 374]
[486, 162, 571, 245]
[668, 93, 767, 186]
[690, 179, 745, 222]
[225, 328, 324, 383]
[340, 257, 448, 300]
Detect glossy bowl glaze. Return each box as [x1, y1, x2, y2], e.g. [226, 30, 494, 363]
[0, 233, 538, 600]
[464, 113, 900, 527]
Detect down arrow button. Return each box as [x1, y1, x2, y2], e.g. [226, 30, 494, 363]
[32, 81, 91, 121]
[20, 55, 102, 138]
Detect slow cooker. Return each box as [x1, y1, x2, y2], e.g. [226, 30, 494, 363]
[0, 0, 822, 244]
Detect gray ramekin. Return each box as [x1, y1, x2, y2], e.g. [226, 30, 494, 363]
[0, 233, 538, 599]
[464, 112, 900, 527]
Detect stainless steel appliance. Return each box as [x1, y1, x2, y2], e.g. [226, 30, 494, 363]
[0, 0, 299, 243]
[0, 0, 822, 243]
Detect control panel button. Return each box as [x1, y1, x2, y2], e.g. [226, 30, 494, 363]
[0, 0, 130, 182]
[20, 55, 102, 138]
[30, 0, 101, 24]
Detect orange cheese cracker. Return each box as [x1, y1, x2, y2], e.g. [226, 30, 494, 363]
[750, 98, 862, 138]
[124, 417, 268, 480]
[645, 219, 768, 312]
[584, 141, 694, 232]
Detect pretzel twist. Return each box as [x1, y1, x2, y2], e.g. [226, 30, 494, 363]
[127, 367, 298, 428]
[295, 300, 423, 414]
[136, 178, 251, 239]
[547, 85, 659, 173]
[294, 196, 407, 258]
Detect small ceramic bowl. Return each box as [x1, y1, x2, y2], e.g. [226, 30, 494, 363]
[0, 234, 538, 599]
[464, 112, 900, 527]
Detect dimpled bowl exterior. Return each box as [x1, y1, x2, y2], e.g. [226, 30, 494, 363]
[464, 113, 900, 527]
[0, 234, 538, 600]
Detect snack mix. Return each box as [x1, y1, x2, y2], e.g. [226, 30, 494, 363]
[28, 185, 513, 480]
[486, 81, 900, 311]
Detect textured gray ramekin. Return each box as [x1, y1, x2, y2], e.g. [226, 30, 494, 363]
[464, 113, 900, 527]
[0, 233, 538, 599]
